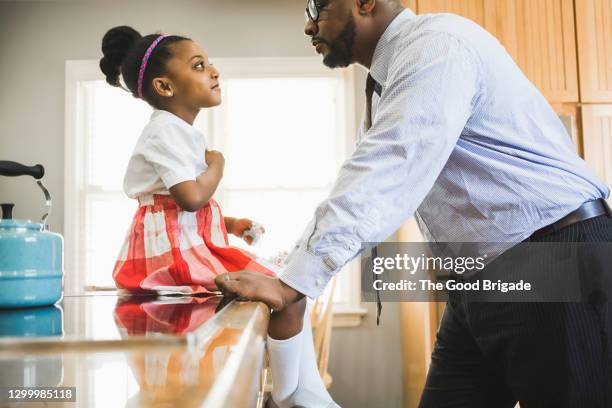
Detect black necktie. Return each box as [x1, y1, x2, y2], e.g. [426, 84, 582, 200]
[366, 73, 383, 326]
[365, 74, 382, 130]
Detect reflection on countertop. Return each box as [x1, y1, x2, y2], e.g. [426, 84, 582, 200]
[0, 292, 270, 408]
[0, 305, 63, 338]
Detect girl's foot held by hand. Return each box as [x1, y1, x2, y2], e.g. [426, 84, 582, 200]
[214, 271, 285, 311]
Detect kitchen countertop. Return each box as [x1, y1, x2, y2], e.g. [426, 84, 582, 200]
[0, 292, 270, 408]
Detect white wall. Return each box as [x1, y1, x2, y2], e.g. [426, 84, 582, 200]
[0, 0, 315, 230]
[0, 1, 404, 406]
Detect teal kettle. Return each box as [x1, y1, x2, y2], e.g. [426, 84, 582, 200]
[0, 161, 64, 308]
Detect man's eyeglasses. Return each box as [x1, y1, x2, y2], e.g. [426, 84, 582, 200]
[305, 0, 320, 22]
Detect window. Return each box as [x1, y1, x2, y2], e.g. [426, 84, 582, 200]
[65, 58, 366, 324]
[65, 62, 150, 293]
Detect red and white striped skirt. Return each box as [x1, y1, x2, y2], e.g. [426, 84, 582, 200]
[113, 194, 278, 295]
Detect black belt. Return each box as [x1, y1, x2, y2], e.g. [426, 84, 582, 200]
[531, 199, 611, 239]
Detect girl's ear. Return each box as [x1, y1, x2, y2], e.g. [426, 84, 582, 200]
[152, 77, 175, 98]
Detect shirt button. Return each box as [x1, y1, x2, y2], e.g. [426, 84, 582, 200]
[316, 277, 324, 286]
[322, 256, 337, 271]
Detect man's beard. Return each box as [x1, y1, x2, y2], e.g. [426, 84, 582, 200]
[322, 14, 356, 68]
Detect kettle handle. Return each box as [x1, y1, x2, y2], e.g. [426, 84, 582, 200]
[0, 161, 51, 230]
[0, 161, 45, 179]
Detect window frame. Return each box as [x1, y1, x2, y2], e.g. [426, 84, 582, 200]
[65, 59, 99, 296]
[65, 58, 367, 326]
[199, 57, 366, 325]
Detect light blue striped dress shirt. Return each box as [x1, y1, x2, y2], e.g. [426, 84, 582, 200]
[280, 8, 610, 298]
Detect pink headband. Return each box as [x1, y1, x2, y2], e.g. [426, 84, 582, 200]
[137, 34, 168, 99]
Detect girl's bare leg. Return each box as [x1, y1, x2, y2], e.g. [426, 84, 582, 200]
[269, 297, 306, 340]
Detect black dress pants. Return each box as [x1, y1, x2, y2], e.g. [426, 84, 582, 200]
[419, 215, 612, 408]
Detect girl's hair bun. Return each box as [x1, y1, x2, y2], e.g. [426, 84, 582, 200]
[99, 26, 142, 88]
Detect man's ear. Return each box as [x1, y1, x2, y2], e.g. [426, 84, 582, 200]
[152, 77, 175, 98]
[357, 0, 376, 15]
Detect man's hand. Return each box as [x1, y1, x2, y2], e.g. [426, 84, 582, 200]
[214, 271, 304, 312]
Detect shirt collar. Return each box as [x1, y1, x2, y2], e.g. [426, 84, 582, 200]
[369, 8, 416, 86]
[151, 109, 193, 128]
[151, 109, 206, 139]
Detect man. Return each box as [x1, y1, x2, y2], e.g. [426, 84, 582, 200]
[216, 0, 612, 406]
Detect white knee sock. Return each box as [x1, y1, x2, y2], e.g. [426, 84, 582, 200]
[267, 323, 303, 402]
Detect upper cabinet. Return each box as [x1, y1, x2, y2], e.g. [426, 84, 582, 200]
[409, 0, 580, 103]
[415, 0, 486, 25]
[402, 0, 417, 10]
[575, 0, 612, 102]
[486, 0, 579, 103]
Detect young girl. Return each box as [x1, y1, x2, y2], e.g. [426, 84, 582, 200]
[99, 26, 338, 407]
[100, 26, 276, 295]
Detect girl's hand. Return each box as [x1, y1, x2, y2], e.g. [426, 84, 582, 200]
[171, 151, 225, 212]
[230, 218, 265, 244]
[205, 150, 225, 170]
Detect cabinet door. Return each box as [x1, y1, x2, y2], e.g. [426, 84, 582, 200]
[401, 0, 417, 10]
[575, 0, 612, 102]
[551, 102, 583, 155]
[417, 0, 486, 25]
[416, 0, 579, 103]
[582, 104, 612, 201]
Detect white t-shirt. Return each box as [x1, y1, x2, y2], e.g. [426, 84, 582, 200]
[123, 110, 207, 198]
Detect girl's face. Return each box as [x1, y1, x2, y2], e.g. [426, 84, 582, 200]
[160, 40, 222, 109]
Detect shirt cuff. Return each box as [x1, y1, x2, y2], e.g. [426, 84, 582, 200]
[279, 247, 338, 299]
